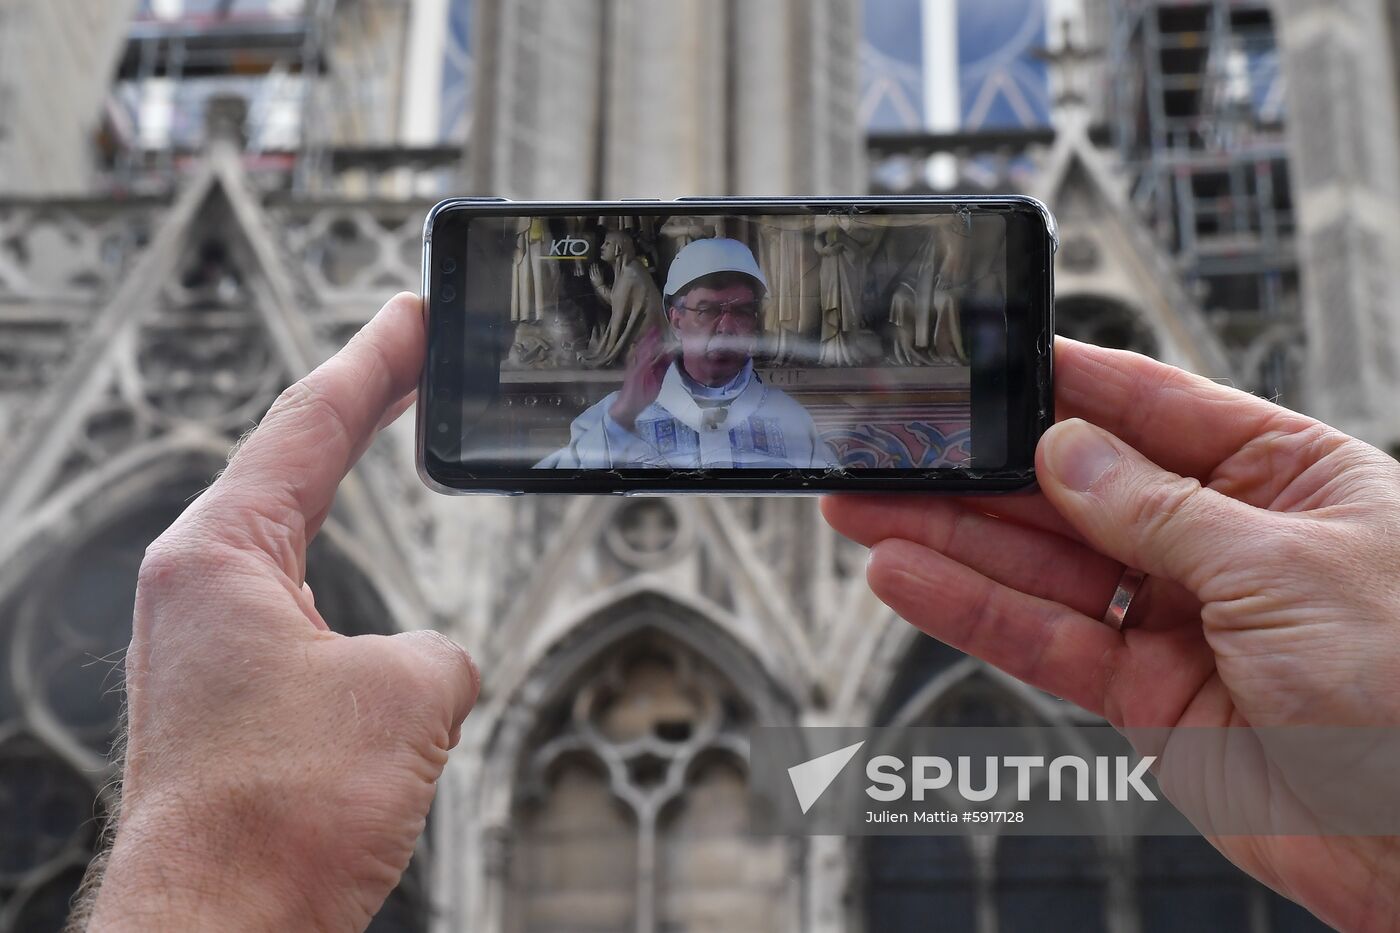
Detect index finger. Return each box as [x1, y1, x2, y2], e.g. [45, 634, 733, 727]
[190, 293, 424, 576]
[1054, 337, 1314, 480]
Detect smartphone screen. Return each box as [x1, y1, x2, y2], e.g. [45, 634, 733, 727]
[421, 199, 1053, 494]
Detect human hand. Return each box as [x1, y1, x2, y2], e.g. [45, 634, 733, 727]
[609, 326, 674, 432]
[87, 294, 479, 932]
[823, 338, 1400, 932]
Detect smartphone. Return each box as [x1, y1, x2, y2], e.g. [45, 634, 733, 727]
[417, 196, 1055, 495]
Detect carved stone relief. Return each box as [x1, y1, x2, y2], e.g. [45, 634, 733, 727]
[0, 204, 155, 302]
[496, 215, 985, 374]
[605, 500, 692, 571]
[135, 240, 283, 431]
[507, 633, 789, 933]
[274, 202, 428, 311]
[0, 203, 159, 459]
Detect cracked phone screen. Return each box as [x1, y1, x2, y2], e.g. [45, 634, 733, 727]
[445, 210, 1014, 482]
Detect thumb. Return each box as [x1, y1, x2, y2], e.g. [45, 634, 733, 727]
[1037, 418, 1263, 596]
[388, 629, 481, 749]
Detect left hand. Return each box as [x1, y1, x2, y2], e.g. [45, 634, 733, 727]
[88, 293, 479, 932]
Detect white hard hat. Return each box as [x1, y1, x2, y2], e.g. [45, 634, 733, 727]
[663, 237, 768, 302]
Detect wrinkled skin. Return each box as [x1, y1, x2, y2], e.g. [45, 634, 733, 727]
[825, 338, 1400, 933]
[89, 294, 479, 932]
[668, 281, 761, 387]
[82, 303, 1400, 931]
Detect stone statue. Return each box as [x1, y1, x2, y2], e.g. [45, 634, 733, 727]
[755, 216, 821, 365]
[659, 214, 730, 273]
[888, 219, 971, 366]
[586, 230, 665, 367]
[510, 216, 560, 325]
[506, 217, 563, 367]
[889, 280, 965, 365]
[815, 216, 881, 366]
[660, 214, 719, 250]
[614, 214, 663, 276]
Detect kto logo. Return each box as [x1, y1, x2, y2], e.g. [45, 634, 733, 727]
[547, 237, 591, 258]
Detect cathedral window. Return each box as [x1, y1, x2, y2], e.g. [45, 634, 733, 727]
[0, 495, 430, 932]
[506, 631, 792, 933]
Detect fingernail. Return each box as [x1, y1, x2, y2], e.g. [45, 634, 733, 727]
[1045, 419, 1120, 493]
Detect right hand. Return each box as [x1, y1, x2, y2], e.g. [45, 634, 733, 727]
[609, 326, 674, 432]
[823, 338, 1400, 932]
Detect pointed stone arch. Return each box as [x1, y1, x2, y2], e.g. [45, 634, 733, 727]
[854, 621, 1122, 933]
[1057, 291, 1161, 358]
[0, 438, 217, 594]
[0, 141, 451, 932]
[487, 497, 820, 709]
[487, 588, 802, 775]
[0, 431, 431, 930]
[461, 589, 803, 933]
[0, 479, 189, 933]
[0, 140, 431, 628]
[0, 426, 420, 644]
[1034, 116, 1235, 378]
[0, 441, 421, 765]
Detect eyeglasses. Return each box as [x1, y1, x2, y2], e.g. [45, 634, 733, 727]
[679, 298, 762, 325]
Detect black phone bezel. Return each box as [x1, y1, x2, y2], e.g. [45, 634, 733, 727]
[418, 197, 1055, 495]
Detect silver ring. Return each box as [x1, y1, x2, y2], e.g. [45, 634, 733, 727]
[1103, 568, 1147, 631]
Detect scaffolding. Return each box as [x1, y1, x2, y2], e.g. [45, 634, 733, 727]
[106, 0, 338, 191]
[1109, 0, 1298, 350]
[104, 0, 459, 196]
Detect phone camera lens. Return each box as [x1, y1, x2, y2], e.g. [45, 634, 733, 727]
[441, 258, 457, 274]
[440, 285, 457, 303]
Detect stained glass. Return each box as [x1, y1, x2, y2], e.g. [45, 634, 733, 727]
[441, 0, 474, 143]
[861, 0, 1052, 132]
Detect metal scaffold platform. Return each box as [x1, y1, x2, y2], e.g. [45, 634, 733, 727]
[1110, 0, 1298, 348]
[104, 0, 456, 196]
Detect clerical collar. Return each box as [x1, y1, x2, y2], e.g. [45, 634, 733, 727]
[657, 359, 766, 435]
[676, 360, 755, 402]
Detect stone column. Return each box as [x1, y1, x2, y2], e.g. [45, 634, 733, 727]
[468, 0, 606, 200]
[469, 0, 864, 199]
[729, 0, 864, 196]
[600, 0, 728, 198]
[0, 0, 138, 194]
[1276, 0, 1400, 449]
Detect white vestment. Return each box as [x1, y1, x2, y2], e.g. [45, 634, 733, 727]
[536, 361, 837, 469]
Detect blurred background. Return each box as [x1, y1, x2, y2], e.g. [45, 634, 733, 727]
[0, 0, 1397, 930]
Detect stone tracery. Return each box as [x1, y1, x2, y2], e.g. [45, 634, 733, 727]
[0, 60, 1332, 932]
